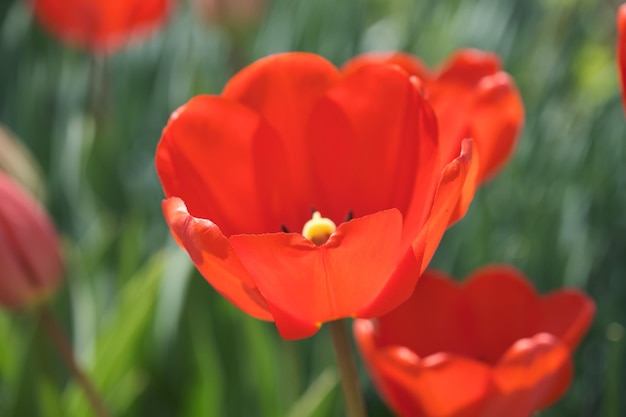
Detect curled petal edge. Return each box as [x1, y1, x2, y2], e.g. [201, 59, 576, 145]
[162, 197, 273, 321]
[487, 333, 573, 416]
[419, 138, 475, 271]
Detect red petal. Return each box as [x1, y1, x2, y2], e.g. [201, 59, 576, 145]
[485, 333, 572, 417]
[355, 319, 493, 417]
[372, 271, 476, 359]
[308, 63, 440, 223]
[618, 4, 626, 114]
[354, 320, 422, 416]
[427, 49, 501, 167]
[222, 53, 341, 228]
[466, 72, 524, 183]
[537, 289, 595, 350]
[349, 138, 463, 321]
[415, 139, 474, 272]
[229, 209, 403, 339]
[162, 197, 272, 321]
[448, 72, 523, 223]
[355, 243, 422, 319]
[342, 52, 433, 84]
[463, 266, 539, 365]
[400, 352, 493, 417]
[156, 95, 280, 236]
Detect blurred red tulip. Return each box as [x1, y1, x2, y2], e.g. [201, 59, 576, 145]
[344, 50, 524, 219]
[156, 52, 478, 339]
[354, 266, 594, 417]
[0, 172, 64, 310]
[618, 4, 626, 114]
[29, 0, 174, 53]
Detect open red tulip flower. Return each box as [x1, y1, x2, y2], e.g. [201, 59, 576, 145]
[29, 0, 174, 53]
[618, 4, 626, 113]
[354, 266, 595, 417]
[155, 52, 479, 340]
[0, 172, 64, 310]
[344, 49, 524, 218]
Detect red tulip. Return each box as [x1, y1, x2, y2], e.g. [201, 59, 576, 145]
[354, 266, 594, 417]
[29, 0, 174, 53]
[343, 50, 524, 219]
[156, 52, 478, 339]
[618, 4, 626, 113]
[0, 172, 64, 310]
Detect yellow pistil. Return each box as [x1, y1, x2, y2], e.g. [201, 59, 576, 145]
[302, 211, 336, 246]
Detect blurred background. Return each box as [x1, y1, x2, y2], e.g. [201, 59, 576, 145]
[0, 0, 624, 415]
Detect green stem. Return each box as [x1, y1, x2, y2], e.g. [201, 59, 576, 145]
[39, 307, 113, 417]
[328, 320, 368, 417]
[88, 54, 108, 125]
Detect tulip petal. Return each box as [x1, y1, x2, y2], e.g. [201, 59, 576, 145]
[415, 139, 474, 271]
[619, 4, 626, 114]
[355, 244, 422, 319]
[485, 333, 573, 417]
[467, 72, 524, 183]
[162, 197, 273, 321]
[448, 72, 524, 223]
[156, 95, 280, 236]
[463, 266, 539, 365]
[427, 50, 502, 168]
[229, 209, 403, 339]
[342, 51, 433, 84]
[538, 290, 595, 350]
[401, 352, 493, 417]
[222, 53, 341, 229]
[372, 271, 476, 358]
[356, 319, 493, 417]
[358, 141, 472, 318]
[354, 320, 425, 417]
[308, 63, 439, 223]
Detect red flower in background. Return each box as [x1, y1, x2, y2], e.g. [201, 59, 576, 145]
[354, 266, 594, 417]
[0, 172, 64, 310]
[30, 0, 174, 53]
[618, 4, 626, 113]
[156, 52, 479, 339]
[344, 50, 524, 218]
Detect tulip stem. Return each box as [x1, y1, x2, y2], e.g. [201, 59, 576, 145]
[89, 54, 108, 124]
[329, 319, 368, 417]
[39, 307, 113, 417]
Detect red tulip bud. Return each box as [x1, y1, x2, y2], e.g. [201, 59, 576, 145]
[0, 172, 63, 310]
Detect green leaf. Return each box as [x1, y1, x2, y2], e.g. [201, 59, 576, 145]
[37, 375, 65, 417]
[286, 368, 339, 417]
[63, 251, 165, 416]
[181, 310, 224, 417]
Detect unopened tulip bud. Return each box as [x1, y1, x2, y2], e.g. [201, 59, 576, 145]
[0, 172, 63, 310]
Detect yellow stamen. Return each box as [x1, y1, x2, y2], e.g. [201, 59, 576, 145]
[302, 211, 336, 246]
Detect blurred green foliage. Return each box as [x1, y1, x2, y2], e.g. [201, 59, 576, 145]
[0, 0, 624, 416]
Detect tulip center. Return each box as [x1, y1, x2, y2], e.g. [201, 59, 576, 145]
[301, 211, 336, 246]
